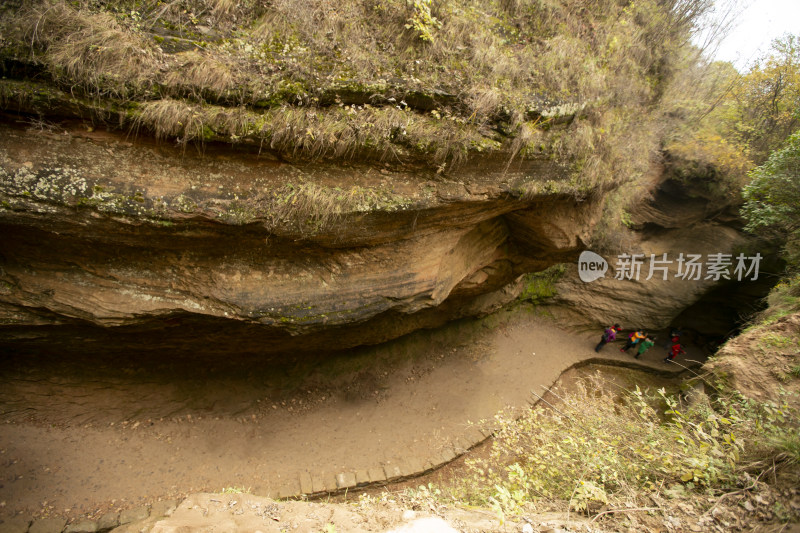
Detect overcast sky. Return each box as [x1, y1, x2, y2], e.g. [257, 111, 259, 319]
[704, 0, 800, 68]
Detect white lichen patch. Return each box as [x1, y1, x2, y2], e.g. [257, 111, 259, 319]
[173, 194, 198, 213]
[539, 101, 588, 118]
[1, 163, 90, 203]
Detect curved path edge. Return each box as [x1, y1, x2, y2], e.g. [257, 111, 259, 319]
[1, 308, 705, 533]
[290, 356, 694, 501]
[2, 357, 694, 533]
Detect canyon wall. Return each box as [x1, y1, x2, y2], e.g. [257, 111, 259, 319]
[0, 121, 600, 358]
[546, 172, 776, 338]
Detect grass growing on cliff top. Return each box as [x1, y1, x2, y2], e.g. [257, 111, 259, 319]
[132, 97, 496, 165]
[11, 2, 163, 97]
[745, 274, 800, 328]
[2, 0, 712, 182]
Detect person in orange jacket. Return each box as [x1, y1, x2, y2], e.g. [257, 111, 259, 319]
[621, 330, 646, 353]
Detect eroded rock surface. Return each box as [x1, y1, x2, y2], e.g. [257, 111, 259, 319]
[545, 173, 773, 334]
[0, 121, 600, 357]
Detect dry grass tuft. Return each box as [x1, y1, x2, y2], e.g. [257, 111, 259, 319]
[209, 0, 237, 18]
[165, 50, 238, 103]
[12, 1, 162, 96]
[259, 181, 410, 233]
[131, 97, 495, 164]
[1, 0, 716, 178]
[135, 98, 210, 144]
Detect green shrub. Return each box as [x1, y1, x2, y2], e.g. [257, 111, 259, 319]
[750, 274, 800, 327]
[518, 264, 567, 304]
[455, 375, 799, 516]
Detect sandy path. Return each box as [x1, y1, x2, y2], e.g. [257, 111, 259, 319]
[0, 310, 696, 520]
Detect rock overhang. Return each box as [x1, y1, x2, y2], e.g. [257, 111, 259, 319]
[0, 120, 602, 357]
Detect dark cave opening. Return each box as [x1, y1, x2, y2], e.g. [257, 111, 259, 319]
[670, 265, 783, 351]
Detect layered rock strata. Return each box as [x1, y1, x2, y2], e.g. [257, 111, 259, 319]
[546, 173, 774, 334]
[0, 121, 599, 358]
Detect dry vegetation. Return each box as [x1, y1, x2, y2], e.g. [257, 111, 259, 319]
[428, 372, 800, 530]
[1, 0, 712, 188]
[9, 2, 163, 96]
[704, 277, 800, 409]
[250, 181, 411, 232]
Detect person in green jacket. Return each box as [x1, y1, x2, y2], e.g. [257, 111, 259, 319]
[634, 336, 655, 359]
[621, 330, 646, 352]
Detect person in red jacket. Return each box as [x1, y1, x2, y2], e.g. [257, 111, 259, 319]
[664, 342, 686, 363]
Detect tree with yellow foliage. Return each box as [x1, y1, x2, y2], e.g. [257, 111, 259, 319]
[728, 34, 800, 165]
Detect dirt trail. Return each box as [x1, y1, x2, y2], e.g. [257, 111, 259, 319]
[0, 309, 698, 521]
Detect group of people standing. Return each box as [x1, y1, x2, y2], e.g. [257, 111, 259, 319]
[595, 324, 685, 363]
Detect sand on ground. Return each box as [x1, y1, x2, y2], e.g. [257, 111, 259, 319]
[0, 310, 696, 520]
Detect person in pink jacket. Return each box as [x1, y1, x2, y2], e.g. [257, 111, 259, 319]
[595, 324, 621, 352]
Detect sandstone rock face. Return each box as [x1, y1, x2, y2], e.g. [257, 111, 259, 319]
[548, 223, 749, 332]
[0, 122, 600, 358]
[545, 174, 773, 335]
